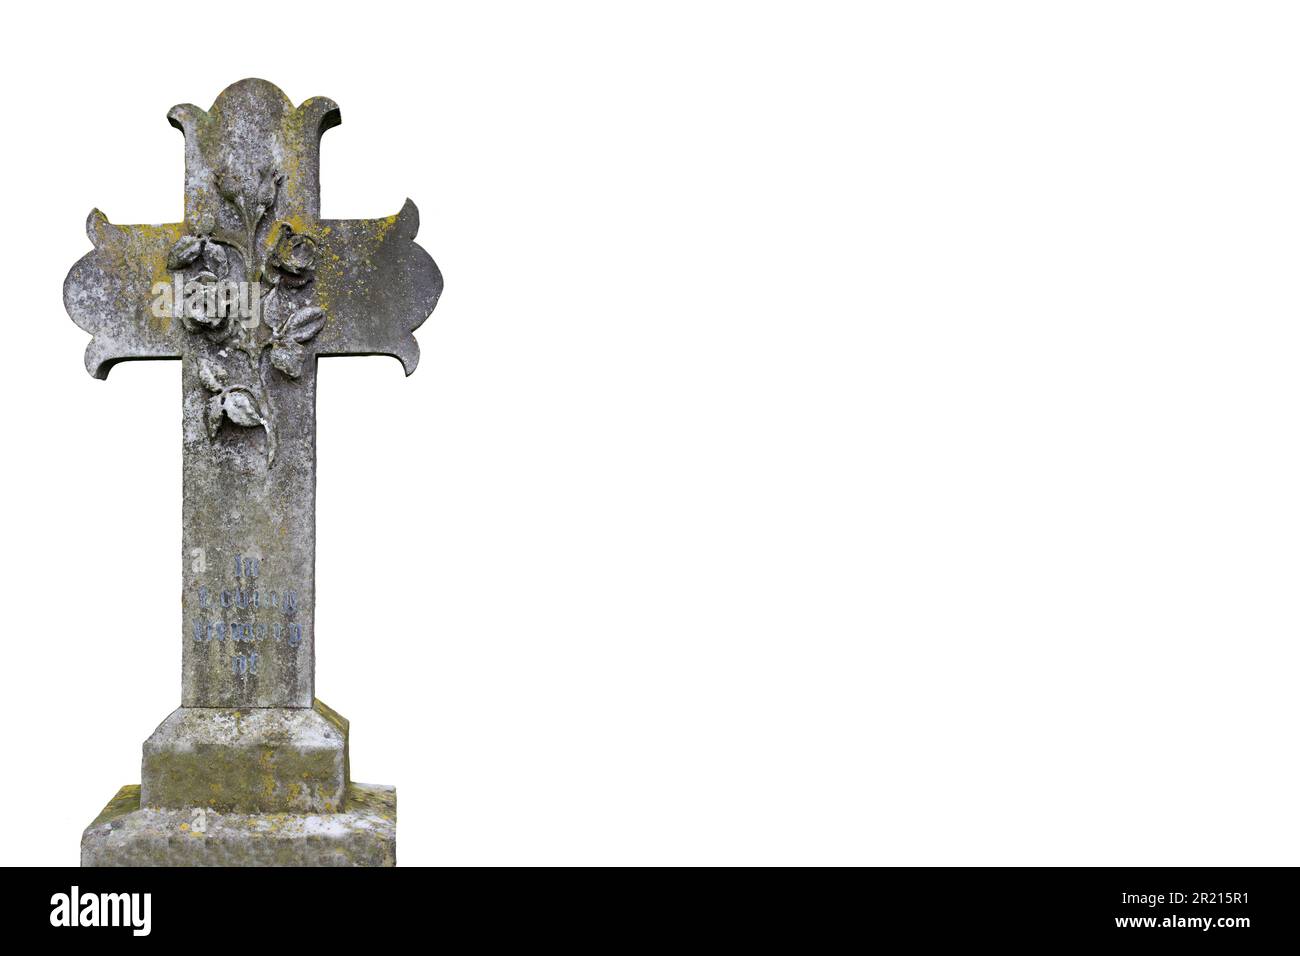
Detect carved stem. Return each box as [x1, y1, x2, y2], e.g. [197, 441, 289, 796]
[247, 218, 262, 282]
[255, 348, 275, 466]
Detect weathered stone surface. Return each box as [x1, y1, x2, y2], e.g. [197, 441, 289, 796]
[82, 783, 396, 867]
[63, 78, 443, 708]
[64, 79, 437, 866]
[142, 699, 349, 813]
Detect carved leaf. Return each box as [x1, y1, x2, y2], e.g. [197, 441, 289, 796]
[222, 389, 265, 428]
[167, 236, 203, 270]
[203, 241, 229, 278]
[282, 306, 326, 343]
[197, 358, 227, 393]
[206, 394, 224, 438]
[269, 341, 306, 379]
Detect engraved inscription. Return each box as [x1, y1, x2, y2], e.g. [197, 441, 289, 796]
[190, 549, 306, 679]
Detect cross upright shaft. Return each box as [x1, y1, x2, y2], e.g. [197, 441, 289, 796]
[64, 79, 443, 709]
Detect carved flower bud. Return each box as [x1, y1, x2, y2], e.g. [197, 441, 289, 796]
[255, 167, 283, 218]
[214, 163, 241, 203]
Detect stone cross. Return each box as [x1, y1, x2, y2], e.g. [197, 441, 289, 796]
[65, 79, 441, 708]
[66, 79, 441, 865]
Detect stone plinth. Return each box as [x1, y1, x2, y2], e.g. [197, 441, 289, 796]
[142, 700, 349, 813]
[82, 783, 395, 867]
[84, 699, 391, 866]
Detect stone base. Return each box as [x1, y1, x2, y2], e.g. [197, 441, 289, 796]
[81, 783, 395, 866]
[142, 700, 349, 813]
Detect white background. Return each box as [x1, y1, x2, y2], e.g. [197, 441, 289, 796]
[1, 1, 1297, 866]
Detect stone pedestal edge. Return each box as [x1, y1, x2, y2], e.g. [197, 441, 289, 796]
[81, 782, 395, 867]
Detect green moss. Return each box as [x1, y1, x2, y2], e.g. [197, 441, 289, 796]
[143, 709, 349, 814]
[88, 785, 141, 828]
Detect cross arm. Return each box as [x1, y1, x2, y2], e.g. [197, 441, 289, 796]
[64, 209, 183, 379]
[314, 199, 443, 375]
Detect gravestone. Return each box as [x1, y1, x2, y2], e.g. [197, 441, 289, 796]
[64, 79, 442, 865]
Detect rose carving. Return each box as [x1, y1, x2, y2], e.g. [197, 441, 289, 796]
[165, 163, 327, 467]
[265, 224, 319, 288]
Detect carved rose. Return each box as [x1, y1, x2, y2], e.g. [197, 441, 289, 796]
[265, 224, 319, 288]
[178, 271, 239, 343]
